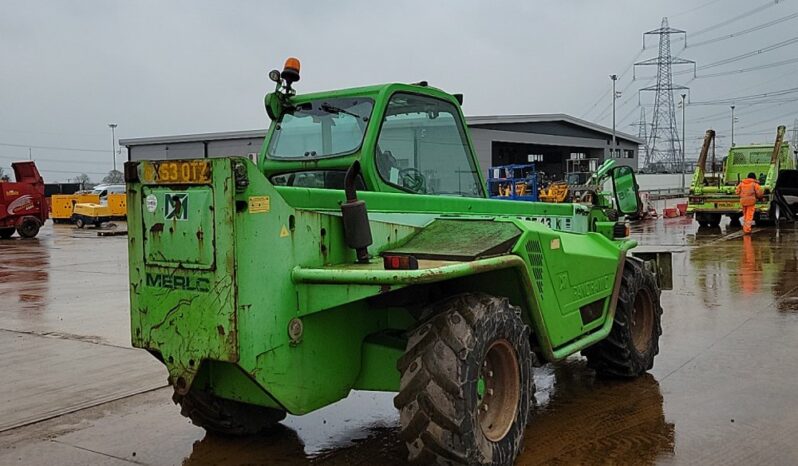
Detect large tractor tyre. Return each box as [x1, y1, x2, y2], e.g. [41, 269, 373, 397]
[0, 228, 15, 239]
[174, 389, 286, 436]
[583, 260, 662, 378]
[395, 293, 534, 466]
[16, 217, 42, 238]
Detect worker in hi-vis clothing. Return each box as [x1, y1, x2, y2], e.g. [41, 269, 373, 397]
[735, 172, 765, 234]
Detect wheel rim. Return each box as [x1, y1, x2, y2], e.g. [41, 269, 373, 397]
[477, 339, 520, 442]
[630, 288, 655, 353]
[21, 222, 37, 236]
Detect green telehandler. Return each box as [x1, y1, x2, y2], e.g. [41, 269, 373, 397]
[125, 58, 671, 465]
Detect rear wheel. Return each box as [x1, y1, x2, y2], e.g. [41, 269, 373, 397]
[583, 260, 662, 377]
[395, 293, 534, 465]
[756, 203, 778, 226]
[16, 217, 41, 238]
[174, 389, 286, 436]
[0, 228, 14, 239]
[695, 213, 720, 228]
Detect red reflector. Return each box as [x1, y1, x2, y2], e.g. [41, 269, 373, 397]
[383, 255, 419, 270]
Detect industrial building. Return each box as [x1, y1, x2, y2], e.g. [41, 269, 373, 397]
[122, 114, 642, 180]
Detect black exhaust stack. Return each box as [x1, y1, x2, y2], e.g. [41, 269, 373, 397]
[342, 161, 373, 263]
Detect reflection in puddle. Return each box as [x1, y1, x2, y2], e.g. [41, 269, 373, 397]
[0, 238, 50, 313]
[179, 359, 674, 465]
[519, 359, 674, 465]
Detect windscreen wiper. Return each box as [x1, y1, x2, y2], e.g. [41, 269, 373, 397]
[320, 103, 368, 121]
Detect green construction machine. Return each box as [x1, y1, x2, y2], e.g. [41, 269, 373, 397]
[125, 58, 671, 465]
[687, 125, 797, 227]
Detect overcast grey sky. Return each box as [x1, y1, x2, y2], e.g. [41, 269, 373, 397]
[2, 0, 797, 181]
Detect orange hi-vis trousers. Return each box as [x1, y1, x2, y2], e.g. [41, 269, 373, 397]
[742, 205, 755, 234]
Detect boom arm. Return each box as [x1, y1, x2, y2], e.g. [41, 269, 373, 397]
[767, 125, 787, 188]
[691, 129, 715, 189]
[587, 159, 617, 186]
[770, 125, 786, 165]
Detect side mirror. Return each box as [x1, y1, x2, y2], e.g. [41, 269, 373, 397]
[610, 165, 642, 216]
[265, 92, 283, 121]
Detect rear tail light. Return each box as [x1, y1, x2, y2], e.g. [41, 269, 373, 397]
[383, 255, 419, 270]
[613, 222, 630, 238]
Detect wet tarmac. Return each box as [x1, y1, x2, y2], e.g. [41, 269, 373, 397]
[2, 218, 798, 465]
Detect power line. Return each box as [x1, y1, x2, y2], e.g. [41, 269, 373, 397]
[0, 142, 107, 153]
[0, 155, 105, 164]
[37, 169, 108, 176]
[617, 103, 641, 128]
[736, 108, 798, 132]
[690, 36, 798, 72]
[686, 67, 798, 122]
[581, 49, 645, 119]
[688, 85, 798, 105]
[687, 11, 798, 48]
[690, 0, 783, 37]
[692, 57, 798, 79]
[690, 100, 788, 123]
[669, 0, 727, 18]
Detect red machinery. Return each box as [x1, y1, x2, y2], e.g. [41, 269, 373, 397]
[0, 161, 47, 239]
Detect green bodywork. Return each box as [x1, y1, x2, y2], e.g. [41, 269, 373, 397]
[127, 81, 657, 415]
[688, 141, 796, 218]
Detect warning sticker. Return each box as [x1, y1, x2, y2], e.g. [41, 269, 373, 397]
[248, 196, 270, 213]
[280, 225, 290, 237]
[165, 193, 189, 221]
[145, 194, 158, 213]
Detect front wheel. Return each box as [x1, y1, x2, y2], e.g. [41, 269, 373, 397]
[395, 293, 534, 465]
[75, 217, 85, 229]
[174, 389, 286, 436]
[583, 260, 663, 377]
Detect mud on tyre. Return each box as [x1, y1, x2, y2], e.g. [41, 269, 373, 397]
[582, 259, 662, 377]
[395, 293, 534, 465]
[174, 388, 286, 436]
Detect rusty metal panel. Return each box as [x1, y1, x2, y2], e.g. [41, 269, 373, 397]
[141, 186, 215, 270]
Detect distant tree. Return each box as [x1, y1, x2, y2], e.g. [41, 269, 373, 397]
[0, 166, 5, 180]
[102, 170, 123, 184]
[75, 173, 92, 188]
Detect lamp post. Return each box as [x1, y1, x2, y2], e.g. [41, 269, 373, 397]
[108, 123, 118, 173]
[610, 74, 618, 158]
[681, 93, 686, 190]
[730, 106, 735, 148]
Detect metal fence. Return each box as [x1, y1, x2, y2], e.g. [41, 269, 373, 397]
[639, 187, 688, 200]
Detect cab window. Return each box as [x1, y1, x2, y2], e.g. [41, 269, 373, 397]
[267, 98, 373, 159]
[375, 93, 482, 197]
